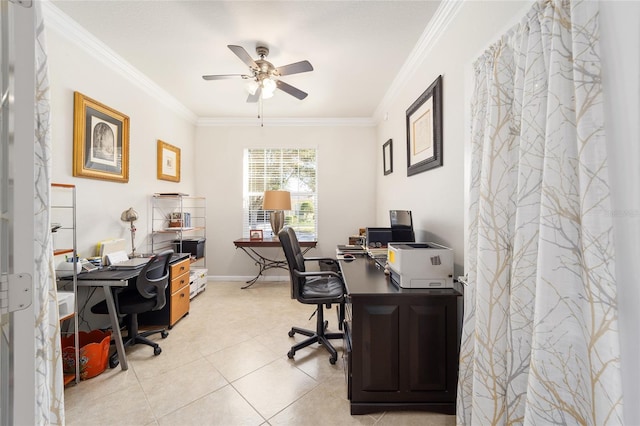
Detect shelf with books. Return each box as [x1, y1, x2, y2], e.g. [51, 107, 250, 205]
[151, 194, 206, 268]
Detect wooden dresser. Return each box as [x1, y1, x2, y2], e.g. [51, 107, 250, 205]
[140, 257, 190, 328]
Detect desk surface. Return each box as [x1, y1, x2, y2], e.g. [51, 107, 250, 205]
[68, 253, 190, 283]
[234, 238, 317, 248]
[339, 255, 462, 296]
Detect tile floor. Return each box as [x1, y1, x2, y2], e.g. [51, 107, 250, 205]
[64, 281, 456, 425]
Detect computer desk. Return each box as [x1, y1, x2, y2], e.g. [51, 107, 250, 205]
[70, 253, 190, 370]
[233, 237, 317, 288]
[339, 255, 463, 414]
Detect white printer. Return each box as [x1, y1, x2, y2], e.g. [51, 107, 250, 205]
[387, 242, 454, 289]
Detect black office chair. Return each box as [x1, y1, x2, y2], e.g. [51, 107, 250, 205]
[92, 249, 174, 367]
[279, 227, 344, 364]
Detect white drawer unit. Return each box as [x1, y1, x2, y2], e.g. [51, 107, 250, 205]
[189, 268, 208, 299]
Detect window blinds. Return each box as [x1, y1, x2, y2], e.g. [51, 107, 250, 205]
[243, 148, 318, 239]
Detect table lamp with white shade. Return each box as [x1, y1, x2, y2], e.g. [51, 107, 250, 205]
[262, 190, 291, 237]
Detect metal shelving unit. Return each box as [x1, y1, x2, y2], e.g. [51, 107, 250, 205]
[150, 194, 206, 268]
[51, 183, 79, 386]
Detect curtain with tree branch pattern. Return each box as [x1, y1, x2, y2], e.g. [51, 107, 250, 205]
[35, 2, 65, 423]
[457, 0, 623, 424]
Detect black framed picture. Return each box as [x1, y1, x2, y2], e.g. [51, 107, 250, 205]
[406, 75, 443, 176]
[383, 139, 393, 175]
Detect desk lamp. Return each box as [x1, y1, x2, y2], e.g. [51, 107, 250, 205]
[120, 207, 139, 257]
[262, 190, 291, 237]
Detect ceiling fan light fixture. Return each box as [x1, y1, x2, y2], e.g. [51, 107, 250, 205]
[245, 80, 259, 95]
[262, 78, 276, 97]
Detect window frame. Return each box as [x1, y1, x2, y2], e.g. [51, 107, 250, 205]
[242, 148, 318, 240]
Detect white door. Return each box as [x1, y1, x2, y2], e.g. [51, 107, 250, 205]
[1, 1, 36, 425]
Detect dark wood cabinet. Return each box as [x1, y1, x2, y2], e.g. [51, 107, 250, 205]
[340, 257, 462, 415]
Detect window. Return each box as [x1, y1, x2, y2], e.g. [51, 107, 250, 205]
[243, 148, 317, 239]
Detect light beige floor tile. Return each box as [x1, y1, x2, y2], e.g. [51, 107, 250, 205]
[63, 364, 139, 407]
[269, 380, 377, 425]
[157, 384, 264, 426]
[375, 411, 456, 425]
[65, 382, 155, 426]
[189, 324, 254, 357]
[126, 332, 202, 381]
[139, 357, 228, 418]
[205, 338, 280, 382]
[232, 358, 319, 419]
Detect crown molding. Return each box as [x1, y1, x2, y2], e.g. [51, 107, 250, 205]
[42, 1, 198, 124]
[373, 0, 465, 122]
[196, 117, 376, 127]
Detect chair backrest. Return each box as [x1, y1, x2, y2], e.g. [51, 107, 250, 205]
[136, 249, 173, 310]
[279, 227, 305, 300]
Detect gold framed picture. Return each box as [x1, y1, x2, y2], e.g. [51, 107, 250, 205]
[73, 92, 129, 182]
[157, 140, 181, 182]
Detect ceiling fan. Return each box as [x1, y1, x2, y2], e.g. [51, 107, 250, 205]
[202, 44, 313, 102]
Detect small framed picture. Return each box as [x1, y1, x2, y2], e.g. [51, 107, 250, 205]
[249, 229, 263, 241]
[157, 140, 181, 182]
[383, 139, 393, 175]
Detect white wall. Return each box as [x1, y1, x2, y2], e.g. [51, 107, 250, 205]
[47, 28, 197, 259]
[194, 124, 376, 279]
[375, 1, 530, 277]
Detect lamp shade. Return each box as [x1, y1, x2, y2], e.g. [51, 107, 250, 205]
[120, 207, 139, 222]
[262, 190, 291, 211]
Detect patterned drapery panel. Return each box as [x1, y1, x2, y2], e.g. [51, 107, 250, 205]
[457, 1, 623, 424]
[34, 2, 65, 423]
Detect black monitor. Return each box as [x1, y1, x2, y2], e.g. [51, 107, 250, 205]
[390, 210, 415, 242]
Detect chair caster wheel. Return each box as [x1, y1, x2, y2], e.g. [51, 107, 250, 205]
[109, 357, 119, 369]
[161, 330, 169, 339]
[329, 356, 337, 365]
[287, 350, 295, 359]
[154, 346, 162, 356]
[288, 330, 295, 337]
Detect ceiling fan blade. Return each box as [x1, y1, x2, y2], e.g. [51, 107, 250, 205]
[202, 74, 249, 81]
[276, 79, 308, 100]
[247, 87, 262, 103]
[275, 60, 314, 76]
[228, 45, 258, 70]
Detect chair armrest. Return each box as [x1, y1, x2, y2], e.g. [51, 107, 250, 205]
[303, 257, 337, 263]
[140, 275, 168, 310]
[293, 269, 342, 279]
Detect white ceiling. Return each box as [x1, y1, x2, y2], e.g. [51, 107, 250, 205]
[50, 1, 442, 120]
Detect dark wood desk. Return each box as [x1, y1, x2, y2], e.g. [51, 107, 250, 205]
[339, 256, 463, 415]
[233, 238, 317, 288]
[69, 253, 190, 370]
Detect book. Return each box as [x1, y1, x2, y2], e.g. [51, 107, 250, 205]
[336, 245, 366, 256]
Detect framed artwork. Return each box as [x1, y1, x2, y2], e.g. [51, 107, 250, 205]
[383, 139, 393, 175]
[73, 92, 129, 182]
[157, 140, 181, 182]
[249, 229, 263, 241]
[406, 75, 443, 176]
